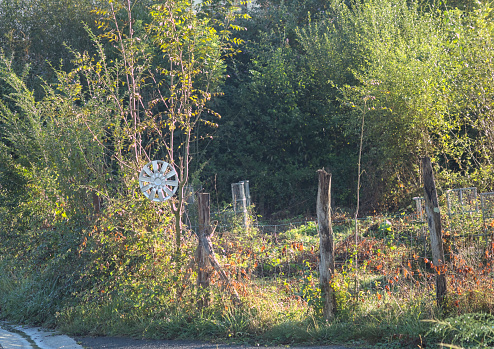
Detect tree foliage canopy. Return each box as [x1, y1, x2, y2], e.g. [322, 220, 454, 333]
[203, 0, 494, 215]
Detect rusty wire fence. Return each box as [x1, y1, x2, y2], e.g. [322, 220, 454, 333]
[392, 189, 494, 263]
[184, 185, 494, 264]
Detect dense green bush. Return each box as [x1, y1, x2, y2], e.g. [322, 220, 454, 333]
[0, 0, 234, 327]
[427, 313, 494, 348]
[203, 0, 494, 216]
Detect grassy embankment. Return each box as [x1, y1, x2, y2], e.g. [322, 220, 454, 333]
[1, 204, 493, 348]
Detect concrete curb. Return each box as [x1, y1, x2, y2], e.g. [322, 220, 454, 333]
[0, 326, 33, 348]
[0, 323, 83, 349]
[14, 326, 83, 349]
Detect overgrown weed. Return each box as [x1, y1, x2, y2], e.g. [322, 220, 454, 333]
[1, 207, 493, 348]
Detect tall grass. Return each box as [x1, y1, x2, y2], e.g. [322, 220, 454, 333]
[1, 207, 493, 348]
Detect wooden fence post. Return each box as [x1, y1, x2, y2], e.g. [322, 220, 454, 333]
[422, 157, 447, 307]
[194, 193, 241, 308]
[317, 169, 336, 320]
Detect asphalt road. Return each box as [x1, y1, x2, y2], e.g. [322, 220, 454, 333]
[75, 337, 360, 349]
[1, 320, 363, 349]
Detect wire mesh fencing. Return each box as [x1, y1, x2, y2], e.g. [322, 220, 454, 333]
[183, 185, 493, 275]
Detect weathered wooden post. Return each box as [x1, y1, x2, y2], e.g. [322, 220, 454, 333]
[193, 192, 242, 308]
[422, 157, 447, 307]
[317, 169, 336, 320]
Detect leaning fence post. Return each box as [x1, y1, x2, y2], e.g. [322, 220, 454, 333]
[317, 169, 336, 320]
[195, 193, 241, 307]
[422, 157, 447, 307]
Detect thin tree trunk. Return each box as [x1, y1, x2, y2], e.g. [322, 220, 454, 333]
[354, 105, 365, 294]
[317, 169, 336, 320]
[173, 198, 182, 258]
[197, 193, 211, 308]
[422, 157, 447, 307]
